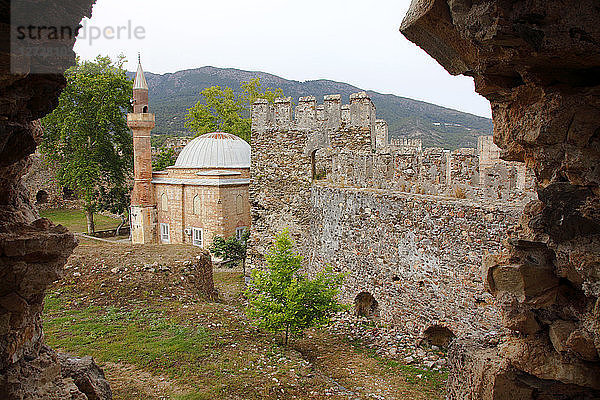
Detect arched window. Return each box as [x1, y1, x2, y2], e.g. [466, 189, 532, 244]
[354, 292, 379, 319]
[193, 194, 201, 215]
[236, 194, 244, 215]
[142, 106, 148, 113]
[160, 192, 168, 211]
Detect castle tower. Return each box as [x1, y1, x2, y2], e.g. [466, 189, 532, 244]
[127, 56, 157, 244]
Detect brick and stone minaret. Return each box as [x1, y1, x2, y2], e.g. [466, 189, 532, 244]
[127, 56, 157, 244]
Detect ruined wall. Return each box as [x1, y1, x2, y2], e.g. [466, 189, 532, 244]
[401, 0, 600, 398]
[309, 185, 519, 338]
[250, 91, 526, 343]
[329, 145, 535, 203]
[22, 151, 79, 209]
[249, 93, 377, 268]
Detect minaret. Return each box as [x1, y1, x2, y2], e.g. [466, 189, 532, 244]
[128, 56, 157, 244]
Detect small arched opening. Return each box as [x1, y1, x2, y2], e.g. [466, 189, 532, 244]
[354, 291, 379, 319]
[36, 190, 49, 204]
[422, 325, 456, 348]
[142, 105, 148, 113]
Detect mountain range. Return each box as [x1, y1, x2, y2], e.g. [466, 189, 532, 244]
[129, 66, 493, 150]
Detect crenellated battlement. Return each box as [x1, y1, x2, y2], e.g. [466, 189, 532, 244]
[389, 137, 422, 153]
[252, 91, 376, 133]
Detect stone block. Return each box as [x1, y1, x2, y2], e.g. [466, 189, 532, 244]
[489, 263, 559, 300]
[548, 320, 576, 353]
[566, 329, 599, 362]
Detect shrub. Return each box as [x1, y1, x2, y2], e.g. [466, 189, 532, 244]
[245, 230, 344, 345]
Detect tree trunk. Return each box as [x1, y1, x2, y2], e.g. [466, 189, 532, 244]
[284, 324, 289, 346]
[85, 210, 95, 235]
[115, 215, 126, 236]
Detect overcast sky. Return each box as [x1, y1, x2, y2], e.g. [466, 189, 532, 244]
[74, 0, 492, 118]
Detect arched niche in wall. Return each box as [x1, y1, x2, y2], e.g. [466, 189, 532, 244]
[354, 291, 379, 319]
[160, 192, 168, 211]
[36, 190, 49, 204]
[193, 194, 201, 216]
[236, 194, 243, 215]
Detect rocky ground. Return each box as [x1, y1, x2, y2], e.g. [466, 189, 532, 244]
[43, 242, 447, 399]
[327, 314, 449, 372]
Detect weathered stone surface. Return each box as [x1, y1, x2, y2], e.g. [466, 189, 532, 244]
[566, 329, 599, 362]
[489, 262, 559, 299]
[401, 0, 600, 397]
[309, 185, 515, 338]
[58, 353, 112, 400]
[549, 320, 576, 353]
[448, 335, 600, 400]
[501, 335, 600, 390]
[0, 1, 112, 398]
[0, 345, 87, 400]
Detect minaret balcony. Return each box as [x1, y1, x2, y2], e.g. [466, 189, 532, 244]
[127, 113, 155, 130]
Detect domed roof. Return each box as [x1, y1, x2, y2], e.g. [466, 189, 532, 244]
[174, 132, 250, 169]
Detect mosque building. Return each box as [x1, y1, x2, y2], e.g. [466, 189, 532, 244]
[127, 59, 251, 246]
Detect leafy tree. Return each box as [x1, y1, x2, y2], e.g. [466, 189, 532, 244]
[185, 78, 283, 143]
[97, 185, 131, 236]
[209, 231, 249, 274]
[245, 230, 344, 345]
[152, 147, 177, 171]
[239, 78, 284, 110]
[41, 55, 133, 234]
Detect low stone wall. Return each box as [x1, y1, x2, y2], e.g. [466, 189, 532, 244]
[308, 184, 521, 338]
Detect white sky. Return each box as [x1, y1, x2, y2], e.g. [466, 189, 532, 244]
[74, 0, 492, 118]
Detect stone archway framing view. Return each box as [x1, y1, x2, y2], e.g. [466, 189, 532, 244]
[1, 1, 599, 399]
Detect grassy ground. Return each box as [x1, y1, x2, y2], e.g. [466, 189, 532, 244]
[40, 208, 122, 233]
[43, 243, 446, 400]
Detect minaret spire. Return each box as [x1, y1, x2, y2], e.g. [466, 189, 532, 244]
[128, 51, 157, 244]
[133, 55, 148, 91]
[132, 54, 149, 113]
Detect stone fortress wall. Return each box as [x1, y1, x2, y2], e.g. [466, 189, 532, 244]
[250, 91, 535, 340]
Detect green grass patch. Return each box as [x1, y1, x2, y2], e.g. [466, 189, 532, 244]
[44, 291, 211, 378]
[40, 208, 120, 233]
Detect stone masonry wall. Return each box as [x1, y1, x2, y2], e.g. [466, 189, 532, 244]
[249, 92, 377, 268]
[309, 185, 518, 338]
[250, 92, 527, 342]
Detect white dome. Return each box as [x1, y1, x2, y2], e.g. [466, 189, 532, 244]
[174, 132, 250, 168]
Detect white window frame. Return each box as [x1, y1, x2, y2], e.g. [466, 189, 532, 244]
[236, 226, 247, 241]
[192, 227, 203, 248]
[160, 223, 170, 243]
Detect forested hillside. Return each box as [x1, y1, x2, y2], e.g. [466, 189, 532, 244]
[129, 66, 492, 149]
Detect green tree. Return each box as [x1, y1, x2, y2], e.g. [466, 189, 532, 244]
[245, 230, 344, 345]
[209, 231, 249, 274]
[185, 78, 283, 143]
[41, 55, 133, 234]
[152, 147, 176, 171]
